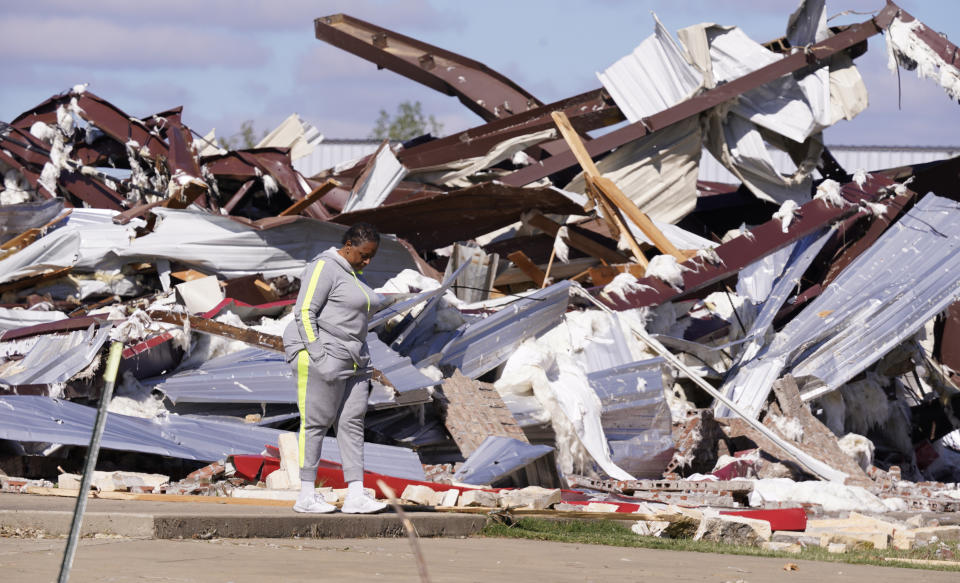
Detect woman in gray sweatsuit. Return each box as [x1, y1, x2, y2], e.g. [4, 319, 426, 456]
[282, 222, 386, 514]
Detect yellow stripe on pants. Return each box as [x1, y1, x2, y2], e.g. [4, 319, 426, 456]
[297, 350, 310, 469]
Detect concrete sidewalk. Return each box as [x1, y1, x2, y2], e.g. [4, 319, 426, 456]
[0, 492, 487, 539]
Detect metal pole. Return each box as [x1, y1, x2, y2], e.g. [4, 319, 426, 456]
[58, 341, 124, 583]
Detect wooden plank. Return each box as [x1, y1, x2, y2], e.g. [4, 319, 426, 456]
[550, 111, 622, 239]
[550, 110, 684, 263]
[586, 178, 648, 268]
[0, 228, 42, 260]
[588, 264, 646, 287]
[591, 175, 686, 262]
[278, 178, 340, 216]
[170, 269, 209, 282]
[494, 257, 596, 287]
[506, 250, 546, 287]
[147, 310, 283, 352]
[550, 111, 648, 266]
[525, 213, 628, 265]
[549, 112, 602, 177]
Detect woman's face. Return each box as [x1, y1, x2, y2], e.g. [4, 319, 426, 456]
[340, 239, 379, 271]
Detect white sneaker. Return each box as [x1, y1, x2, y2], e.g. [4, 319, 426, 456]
[293, 494, 336, 514]
[341, 492, 387, 514]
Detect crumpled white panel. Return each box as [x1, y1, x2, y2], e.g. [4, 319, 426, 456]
[597, 14, 703, 122]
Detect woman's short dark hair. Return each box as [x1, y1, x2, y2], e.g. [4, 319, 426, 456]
[342, 222, 380, 246]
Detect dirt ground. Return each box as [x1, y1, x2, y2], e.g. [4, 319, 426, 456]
[2, 535, 958, 583]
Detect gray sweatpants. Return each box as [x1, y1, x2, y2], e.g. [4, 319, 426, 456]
[293, 350, 370, 484]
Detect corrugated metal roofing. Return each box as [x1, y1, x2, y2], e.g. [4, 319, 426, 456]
[436, 281, 573, 379]
[453, 436, 554, 486]
[720, 228, 834, 418]
[596, 16, 702, 123]
[0, 395, 425, 479]
[293, 140, 386, 178]
[341, 145, 408, 213]
[143, 339, 436, 408]
[0, 306, 68, 333]
[719, 193, 960, 417]
[0, 324, 112, 386]
[587, 357, 673, 478]
[0, 395, 277, 460]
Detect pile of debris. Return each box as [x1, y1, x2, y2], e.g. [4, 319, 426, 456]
[2, 0, 960, 546]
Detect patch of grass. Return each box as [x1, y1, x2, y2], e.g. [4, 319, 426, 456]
[478, 518, 960, 572]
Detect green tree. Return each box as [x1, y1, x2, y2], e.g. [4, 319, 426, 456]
[218, 120, 267, 150]
[370, 101, 443, 141]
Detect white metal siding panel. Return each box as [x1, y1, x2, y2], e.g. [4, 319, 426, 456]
[698, 146, 960, 185]
[293, 141, 382, 177]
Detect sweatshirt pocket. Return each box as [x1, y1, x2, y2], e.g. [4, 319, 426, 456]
[308, 341, 354, 378]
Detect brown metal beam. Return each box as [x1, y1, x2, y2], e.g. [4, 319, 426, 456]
[202, 148, 309, 205]
[312, 15, 621, 172]
[112, 201, 165, 226]
[936, 303, 960, 371]
[58, 170, 127, 210]
[222, 180, 256, 215]
[315, 13, 543, 122]
[12, 92, 171, 162]
[600, 175, 899, 310]
[376, 23, 866, 173]
[0, 316, 108, 342]
[895, 3, 960, 68]
[165, 123, 202, 180]
[0, 148, 54, 199]
[0, 126, 52, 167]
[501, 3, 900, 187]
[397, 88, 622, 170]
[332, 181, 584, 251]
[279, 178, 339, 216]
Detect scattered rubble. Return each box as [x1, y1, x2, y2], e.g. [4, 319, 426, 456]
[0, 0, 959, 554]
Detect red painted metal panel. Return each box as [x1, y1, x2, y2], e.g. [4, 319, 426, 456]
[231, 455, 266, 482]
[719, 508, 807, 532]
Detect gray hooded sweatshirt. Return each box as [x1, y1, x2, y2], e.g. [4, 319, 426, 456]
[282, 248, 381, 376]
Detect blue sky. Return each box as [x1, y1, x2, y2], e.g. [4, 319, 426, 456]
[3, 0, 958, 146]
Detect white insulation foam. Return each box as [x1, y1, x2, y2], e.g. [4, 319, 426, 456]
[886, 17, 960, 102]
[772, 199, 800, 232]
[643, 255, 690, 290]
[600, 273, 653, 302]
[814, 178, 846, 207]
